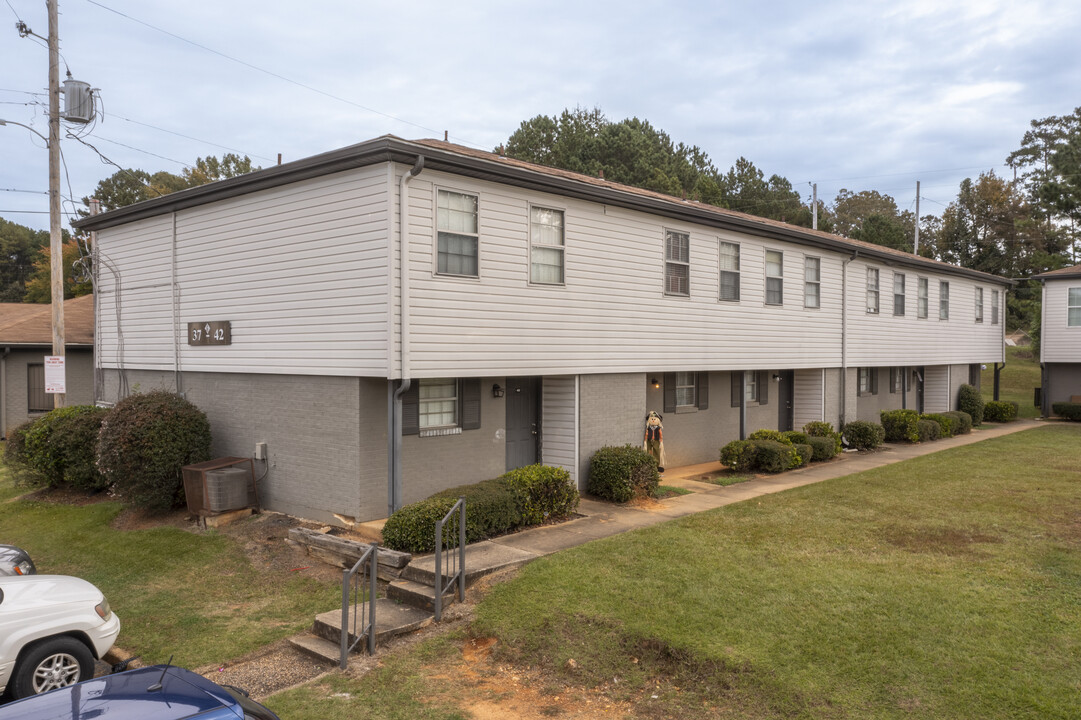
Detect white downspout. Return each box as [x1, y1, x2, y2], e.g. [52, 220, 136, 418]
[840, 250, 858, 428]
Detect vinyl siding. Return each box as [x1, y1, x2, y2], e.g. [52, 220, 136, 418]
[792, 368, 824, 429]
[1041, 279, 1081, 363]
[923, 365, 951, 413]
[94, 166, 391, 376]
[541, 375, 578, 486]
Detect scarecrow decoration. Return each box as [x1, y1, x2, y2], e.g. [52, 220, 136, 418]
[643, 411, 666, 472]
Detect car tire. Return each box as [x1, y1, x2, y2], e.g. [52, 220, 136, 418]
[10, 636, 95, 699]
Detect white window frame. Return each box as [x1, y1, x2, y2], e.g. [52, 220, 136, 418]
[918, 277, 929, 319]
[419, 378, 458, 429]
[664, 229, 690, 297]
[529, 205, 565, 285]
[718, 241, 740, 301]
[992, 289, 1000, 325]
[866, 268, 880, 314]
[940, 281, 950, 320]
[858, 367, 877, 396]
[675, 371, 697, 407]
[435, 189, 479, 278]
[1069, 287, 1081, 327]
[765, 250, 783, 306]
[975, 287, 984, 323]
[804, 256, 821, 308]
[893, 273, 905, 316]
[744, 370, 759, 402]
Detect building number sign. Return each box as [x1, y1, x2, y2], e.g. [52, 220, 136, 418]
[188, 321, 231, 346]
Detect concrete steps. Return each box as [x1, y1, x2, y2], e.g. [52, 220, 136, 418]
[311, 597, 434, 648]
[386, 578, 457, 613]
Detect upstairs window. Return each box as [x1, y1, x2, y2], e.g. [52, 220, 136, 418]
[804, 257, 821, 308]
[530, 206, 565, 284]
[1070, 288, 1081, 326]
[719, 241, 740, 301]
[665, 229, 690, 296]
[436, 190, 479, 277]
[893, 273, 905, 316]
[975, 287, 984, 323]
[940, 281, 950, 320]
[992, 289, 1000, 324]
[765, 250, 783, 305]
[866, 268, 880, 314]
[918, 277, 929, 318]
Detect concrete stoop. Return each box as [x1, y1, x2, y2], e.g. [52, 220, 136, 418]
[289, 598, 434, 664]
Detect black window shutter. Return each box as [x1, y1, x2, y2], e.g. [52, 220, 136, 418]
[758, 371, 769, 405]
[731, 372, 741, 407]
[697, 372, 709, 410]
[460, 378, 481, 430]
[890, 368, 897, 394]
[401, 381, 420, 435]
[872, 369, 879, 395]
[663, 373, 676, 413]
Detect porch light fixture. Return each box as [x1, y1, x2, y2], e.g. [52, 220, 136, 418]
[772, 373, 782, 381]
[492, 383, 505, 398]
[650, 377, 660, 389]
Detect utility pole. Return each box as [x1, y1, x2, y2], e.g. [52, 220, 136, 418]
[811, 183, 818, 230]
[48, 0, 65, 408]
[913, 180, 920, 256]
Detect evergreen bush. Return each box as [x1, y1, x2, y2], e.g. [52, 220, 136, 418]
[782, 431, 810, 445]
[920, 413, 954, 437]
[1052, 402, 1081, 421]
[24, 405, 110, 490]
[984, 400, 1018, 423]
[880, 409, 920, 443]
[96, 391, 212, 511]
[943, 410, 973, 434]
[381, 496, 460, 553]
[587, 445, 659, 503]
[916, 419, 941, 442]
[719, 439, 758, 472]
[749, 439, 796, 473]
[805, 435, 837, 461]
[498, 464, 579, 525]
[747, 429, 793, 445]
[842, 420, 885, 450]
[803, 421, 843, 454]
[957, 384, 985, 425]
[434, 478, 520, 540]
[2, 421, 38, 485]
[792, 443, 813, 468]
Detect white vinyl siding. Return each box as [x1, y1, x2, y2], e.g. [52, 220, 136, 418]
[1041, 279, 1081, 363]
[436, 189, 479, 276]
[923, 365, 951, 413]
[664, 229, 690, 296]
[530, 206, 564, 284]
[719, 241, 740, 301]
[918, 277, 929, 319]
[866, 268, 880, 314]
[893, 273, 905, 316]
[765, 250, 783, 305]
[992, 289, 1000, 324]
[975, 287, 984, 323]
[939, 281, 950, 320]
[804, 257, 821, 308]
[541, 375, 578, 487]
[792, 368, 824, 429]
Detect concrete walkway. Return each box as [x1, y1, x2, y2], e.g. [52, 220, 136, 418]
[452, 419, 1047, 575]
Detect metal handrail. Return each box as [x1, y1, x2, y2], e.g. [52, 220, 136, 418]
[433, 498, 466, 621]
[340, 542, 378, 668]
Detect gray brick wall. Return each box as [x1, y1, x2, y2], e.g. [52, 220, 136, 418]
[3, 348, 93, 436]
[579, 373, 646, 483]
[949, 363, 971, 411]
[823, 368, 842, 430]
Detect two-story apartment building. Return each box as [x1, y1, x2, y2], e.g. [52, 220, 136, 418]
[1035, 264, 1081, 416]
[73, 136, 1009, 525]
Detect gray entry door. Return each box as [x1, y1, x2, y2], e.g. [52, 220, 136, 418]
[777, 370, 795, 431]
[505, 376, 540, 471]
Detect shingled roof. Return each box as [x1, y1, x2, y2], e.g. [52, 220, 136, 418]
[0, 294, 94, 346]
[1034, 264, 1081, 281]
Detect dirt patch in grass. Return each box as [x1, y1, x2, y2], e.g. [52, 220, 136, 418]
[880, 525, 1003, 556]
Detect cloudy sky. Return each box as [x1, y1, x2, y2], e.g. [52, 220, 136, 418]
[2, 0, 1078, 232]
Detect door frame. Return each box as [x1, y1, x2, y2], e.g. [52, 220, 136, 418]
[504, 376, 541, 471]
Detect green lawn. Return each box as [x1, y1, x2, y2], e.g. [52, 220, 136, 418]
[0, 469, 340, 668]
[981, 345, 1041, 418]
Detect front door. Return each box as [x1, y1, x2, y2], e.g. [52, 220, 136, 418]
[777, 370, 794, 431]
[505, 376, 540, 471]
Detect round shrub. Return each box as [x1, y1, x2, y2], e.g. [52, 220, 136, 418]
[943, 410, 973, 435]
[24, 405, 110, 491]
[435, 478, 520, 540]
[720, 439, 758, 472]
[498, 464, 579, 525]
[792, 443, 813, 468]
[96, 390, 212, 511]
[747, 429, 793, 445]
[803, 421, 843, 454]
[920, 413, 954, 438]
[917, 418, 941, 442]
[381, 496, 459, 553]
[782, 431, 809, 445]
[3, 420, 39, 485]
[1052, 402, 1081, 421]
[957, 384, 985, 426]
[984, 400, 1018, 423]
[880, 409, 920, 443]
[842, 420, 885, 450]
[805, 435, 837, 461]
[749, 439, 796, 473]
[588, 445, 659, 503]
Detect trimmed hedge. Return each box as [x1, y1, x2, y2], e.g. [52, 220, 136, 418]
[842, 420, 885, 450]
[958, 384, 985, 426]
[23, 406, 110, 491]
[793, 443, 813, 468]
[97, 391, 212, 511]
[587, 445, 659, 503]
[747, 429, 793, 445]
[751, 439, 796, 473]
[880, 409, 920, 443]
[2, 421, 37, 484]
[803, 421, 843, 454]
[719, 439, 757, 472]
[806, 435, 837, 461]
[984, 400, 1018, 423]
[498, 464, 579, 525]
[1052, 402, 1081, 421]
[921, 413, 954, 438]
[944, 410, 973, 435]
[782, 431, 810, 445]
[917, 419, 941, 442]
[434, 478, 520, 540]
[381, 496, 460, 554]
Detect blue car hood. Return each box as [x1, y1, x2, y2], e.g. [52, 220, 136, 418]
[0, 666, 239, 720]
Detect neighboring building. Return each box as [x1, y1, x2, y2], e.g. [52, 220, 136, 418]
[1035, 264, 1081, 416]
[0, 294, 95, 436]
[73, 137, 1009, 525]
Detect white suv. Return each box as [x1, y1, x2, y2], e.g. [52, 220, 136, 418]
[0, 575, 121, 699]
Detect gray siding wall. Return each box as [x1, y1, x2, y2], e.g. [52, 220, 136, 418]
[3, 349, 94, 435]
[1045, 363, 1081, 409]
[1041, 279, 1081, 363]
[578, 373, 646, 485]
[541, 375, 578, 486]
[853, 368, 920, 423]
[823, 368, 843, 429]
[643, 371, 739, 467]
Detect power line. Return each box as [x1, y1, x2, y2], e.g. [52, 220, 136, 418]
[108, 113, 272, 162]
[1, 188, 48, 194]
[84, 0, 482, 148]
[92, 134, 192, 168]
[64, 132, 166, 198]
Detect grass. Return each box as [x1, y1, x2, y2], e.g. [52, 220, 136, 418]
[654, 485, 692, 498]
[0, 468, 340, 668]
[981, 345, 1041, 418]
[698, 471, 755, 486]
[469, 425, 1081, 719]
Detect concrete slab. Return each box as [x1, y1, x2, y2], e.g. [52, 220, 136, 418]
[407, 541, 538, 585]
